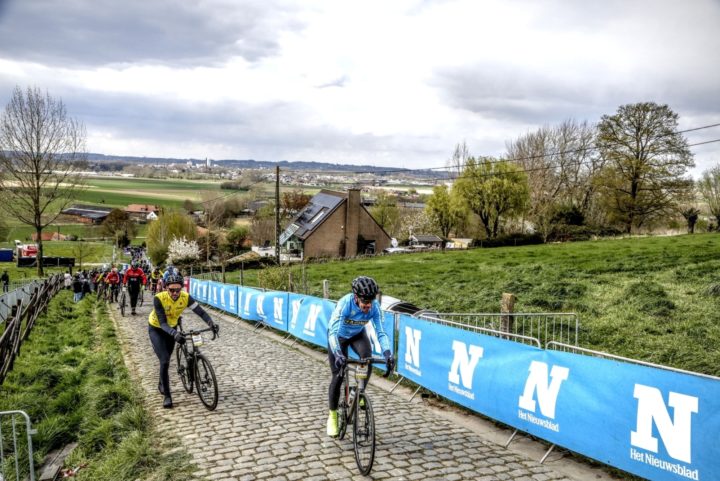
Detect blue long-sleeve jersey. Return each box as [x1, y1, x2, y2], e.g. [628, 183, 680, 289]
[327, 293, 391, 355]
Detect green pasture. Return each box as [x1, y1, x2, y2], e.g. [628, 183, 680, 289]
[233, 233, 720, 377]
[76, 176, 227, 208]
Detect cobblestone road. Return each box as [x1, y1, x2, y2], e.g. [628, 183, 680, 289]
[112, 296, 586, 481]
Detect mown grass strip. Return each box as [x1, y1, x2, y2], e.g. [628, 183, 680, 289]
[0, 291, 199, 480]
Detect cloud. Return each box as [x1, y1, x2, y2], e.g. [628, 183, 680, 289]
[0, 0, 304, 68]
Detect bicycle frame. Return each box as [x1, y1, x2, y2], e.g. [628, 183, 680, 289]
[343, 357, 388, 425]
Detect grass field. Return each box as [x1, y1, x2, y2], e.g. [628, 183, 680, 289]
[0, 292, 197, 479]
[231, 233, 720, 377]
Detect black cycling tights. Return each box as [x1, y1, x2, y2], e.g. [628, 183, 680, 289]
[148, 325, 176, 396]
[328, 329, 372, 411]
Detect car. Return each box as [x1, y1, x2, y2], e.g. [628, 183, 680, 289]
[383, 247, 411, 254]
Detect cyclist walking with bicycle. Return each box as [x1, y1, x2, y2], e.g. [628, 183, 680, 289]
[148, 274, 219, 408]
[326, 276, 394, 437]
[123, 260, 147, 315]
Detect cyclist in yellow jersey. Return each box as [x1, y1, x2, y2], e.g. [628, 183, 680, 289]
[148, 273, 219, 408]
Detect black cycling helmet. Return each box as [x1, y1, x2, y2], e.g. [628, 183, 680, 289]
[352, 276, 379, 301]
[166, 273, 184, 286]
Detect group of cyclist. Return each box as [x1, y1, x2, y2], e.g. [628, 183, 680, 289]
[137, 264, 393, 431]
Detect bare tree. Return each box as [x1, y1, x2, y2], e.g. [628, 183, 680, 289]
[71, 241, 97, 270]
[698, 165, 720, 229]
[0, 86, 86, 275]
[446, 141, 471, 177]
[506, 119, 603, 239]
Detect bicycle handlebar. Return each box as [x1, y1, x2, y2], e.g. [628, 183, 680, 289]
[178, 326, 217, 340]
[345, 357, 393, 377]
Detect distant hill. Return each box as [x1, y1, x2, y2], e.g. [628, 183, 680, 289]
[85, 153, 442, 177]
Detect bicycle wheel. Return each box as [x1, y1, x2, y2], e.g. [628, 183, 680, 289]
[337, 376, 350, 440]
[139, 288, 144, 307]
[194, 353, 218, 410]
[120, 293, 126, 316]
[175, 344, 194, 393]
[353, 392, 375, 475]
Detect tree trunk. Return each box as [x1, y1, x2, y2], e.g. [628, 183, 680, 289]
[36, 228, 44, 277]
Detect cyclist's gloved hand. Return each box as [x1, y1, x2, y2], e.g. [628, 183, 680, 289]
[209, 320, 220, 336]
[333, 351, 346, 370]
[383, 350, 395, 372]
[173, 331, 186, 344]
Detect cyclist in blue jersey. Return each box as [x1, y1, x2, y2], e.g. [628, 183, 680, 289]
[326, 276, 395, 437]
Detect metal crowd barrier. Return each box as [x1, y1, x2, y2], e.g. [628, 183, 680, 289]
[414, 311, 579, 347]
[0, 281, 44, 325]
[0, 410, 36, 481]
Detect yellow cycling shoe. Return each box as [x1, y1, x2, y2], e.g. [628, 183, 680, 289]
[326, 410, 339, 437]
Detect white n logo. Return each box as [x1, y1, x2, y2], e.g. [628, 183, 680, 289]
[256, 295, 265, 316]
[448, 341, 483, 389]
[273, 297, 284, 322]
[228, 290, 235, 309]
[631, 384, 698, 463]
[303, 304, 323, 334]
[405, 327, 422, 367]
[289, 299, 302, 329]
[518, 361, 569, 418]
[244, 293, 253, 314]
[364, 321, 381, 353]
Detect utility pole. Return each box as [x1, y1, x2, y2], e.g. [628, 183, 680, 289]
[275, 165, 280, 264]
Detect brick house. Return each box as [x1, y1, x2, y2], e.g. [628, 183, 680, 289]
[279, 189, 391, 259]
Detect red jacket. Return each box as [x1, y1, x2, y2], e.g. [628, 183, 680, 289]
[105, 271, 120, 285]
[123, 267, 147, 286]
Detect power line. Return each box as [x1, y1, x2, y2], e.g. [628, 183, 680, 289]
[280, 121, 720, 176]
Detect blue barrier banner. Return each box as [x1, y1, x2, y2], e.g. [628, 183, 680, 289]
[397, 315, 720, 481]
[237, 286, 264, 321]
[191, 279, 208, 303]
[238, 287, 289, 331]
[220, 283, 238, 315]
[287, 293, 335, 348]
[207, 281, 222, 308]
[537, 349, 719, 481]
[257, 290, 289, 331]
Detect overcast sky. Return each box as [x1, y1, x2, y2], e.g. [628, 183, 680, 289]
[0, 0, 719, 174]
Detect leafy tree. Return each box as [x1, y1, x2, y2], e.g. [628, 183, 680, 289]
[100, 209, 137, 246]
[425, 185, 464, 246]
[146, 211, 197, 266]
[250, 203, 276, 248]
[370, 191, 400, 236]
[0, 86, 86, 275]
[452, 157, 529, 238]
[224, 226, 251, 255]
[596, 102, 694, 233]
[698, 165, 720, 229]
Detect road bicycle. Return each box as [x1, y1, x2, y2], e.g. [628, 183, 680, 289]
[139, 285, 145, 307]
[119, 288, 127, 316]
[175, 319, 219, 410]
[337, 357, 391, 475]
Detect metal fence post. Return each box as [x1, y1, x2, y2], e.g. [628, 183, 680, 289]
[501, 293, 516, 335]
[323, 280, 330, 299]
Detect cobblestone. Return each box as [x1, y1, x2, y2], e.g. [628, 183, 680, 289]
[113, 302, 576, 480]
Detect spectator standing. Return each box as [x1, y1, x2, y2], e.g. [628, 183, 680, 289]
[64, 271, 72, 290]
[1, 270, 9, 293]
[72, 275, 83, 302]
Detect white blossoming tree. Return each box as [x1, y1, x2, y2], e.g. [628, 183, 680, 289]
[166, 237, 201, 267]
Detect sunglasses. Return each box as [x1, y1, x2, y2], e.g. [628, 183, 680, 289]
[168, 287, 182, 293]
[357, 297, 374, 306]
